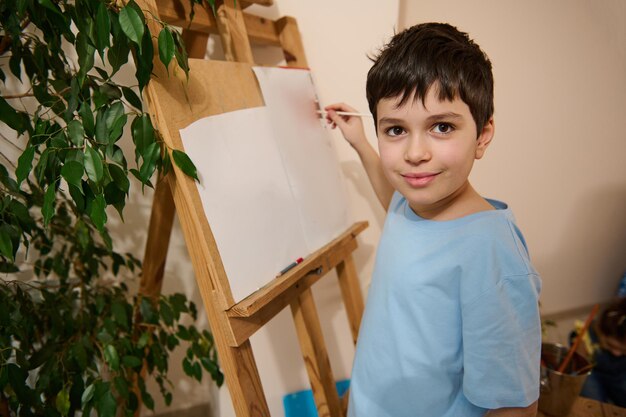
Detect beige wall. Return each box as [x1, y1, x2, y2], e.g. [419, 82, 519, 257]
[398, 0, 626, 314]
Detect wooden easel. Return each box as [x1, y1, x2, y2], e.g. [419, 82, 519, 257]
[134, 1, 368, 416]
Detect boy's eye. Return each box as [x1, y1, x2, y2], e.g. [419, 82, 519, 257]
[432, 123, 454, 134]
[385, 126, 406, 137]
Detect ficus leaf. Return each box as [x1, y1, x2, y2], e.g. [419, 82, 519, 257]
[122, 86, 142, 111]
[137, 332, 150, 349]
[158, 28, 175, 72]
[131, 115, 155, 160]
[107, 36, 130, 76]
[95, 108, 108, 144]
[42, 182, 56, 226]
[0, 226, 14, 261]
[96, 387, 116, 417]
[104, 102, 124, 131]
[76, 32, 95, 85]
[16, 145, 36, 186]
[104, 102, 126, 143]
[172, 150, 199, 182]
[108, 164, 129, 193]
[0, 96, 30, 135]
[136, 30, 153, 91]
[61, 160, 84, 190]
[79, 103, 95, 137]
[119, 6, 144, 47]
[81, 383, 95, 406]
[108, 113, 127, 143]
[67, 120, 84, 146]
[139, 142, 160, 184]
[106, 145, 126, 168]
[89, 194, 107, 232]
[38, 0, 65, 18]
[141, 388, 155, 410]
[111, 302, 128, 329]
[84, 146, 103, 183]
[113, 376, 129, 399]
[159, 299, 174, 326]
[173, 33, 190, 80]
[122, 355, 142, 369]
[95, 2, 111, 57]
[103, 344, 119, 371]
[55, 387, 70, 416]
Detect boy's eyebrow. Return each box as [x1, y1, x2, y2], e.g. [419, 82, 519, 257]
[425, 112, 464, 122]
[378, 117, 406, 125]
[378, 112, 464, 125]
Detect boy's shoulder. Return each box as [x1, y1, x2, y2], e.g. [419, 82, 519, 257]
[389, 192, 535, 275]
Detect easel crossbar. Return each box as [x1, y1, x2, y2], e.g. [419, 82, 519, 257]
[157, 0, 285, 47]
[225, 221, 367, 347]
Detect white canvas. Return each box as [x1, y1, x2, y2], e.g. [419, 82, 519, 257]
[180, 68, 349, 302]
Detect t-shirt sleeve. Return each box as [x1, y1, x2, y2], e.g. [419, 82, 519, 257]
[461, 273, 542, 409]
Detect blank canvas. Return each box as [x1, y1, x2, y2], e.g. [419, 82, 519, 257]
[180, 67, 349, 302]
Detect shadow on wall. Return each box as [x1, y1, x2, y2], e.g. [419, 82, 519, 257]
[536, 184, 626, 314]
[341, 160, 387, 229]
[261, 270, 356, 395]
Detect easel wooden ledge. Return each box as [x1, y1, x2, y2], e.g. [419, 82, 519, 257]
[134, 1, 368, 416]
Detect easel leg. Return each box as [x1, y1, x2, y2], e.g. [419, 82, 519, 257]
[182, 29, 210, 59]
[166, 173, 271, 417]
[219, 341, 269, 417]
[291, 289, 342, 417]
[336, 256, 364, 345]
[139, 175, 176, 298]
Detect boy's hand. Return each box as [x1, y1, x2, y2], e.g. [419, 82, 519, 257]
[324, 102, 394, 210]
[324, 103, 369, 151]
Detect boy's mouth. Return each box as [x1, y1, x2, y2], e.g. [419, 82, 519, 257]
[401, 172, 439, 187]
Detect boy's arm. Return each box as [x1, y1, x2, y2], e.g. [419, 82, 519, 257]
[325, 103, 394, 210]
[484, 401, 538, 417]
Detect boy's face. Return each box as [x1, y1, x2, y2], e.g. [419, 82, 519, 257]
[376, 85, 494, 219]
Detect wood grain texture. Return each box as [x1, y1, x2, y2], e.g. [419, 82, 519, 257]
[215, 0, 254, 63]
[276, 16, 307, 67]
[336, 256, 364, 345]
[291, 289, 342, 417]
[156, 0, 280, 46]
[181, 29, 210, 59]
[139, 175, 175, 298]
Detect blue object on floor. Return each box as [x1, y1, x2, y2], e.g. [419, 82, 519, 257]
[283, 379, 350, 417]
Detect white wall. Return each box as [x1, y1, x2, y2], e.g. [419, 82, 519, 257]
[398, 0, 626, 315]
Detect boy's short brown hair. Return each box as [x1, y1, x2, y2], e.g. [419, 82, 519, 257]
[366, 22, 494, 135]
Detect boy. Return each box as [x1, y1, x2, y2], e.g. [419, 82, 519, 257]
[325, 23, 541, 416]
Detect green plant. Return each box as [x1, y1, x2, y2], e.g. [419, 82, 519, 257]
[0, 0, 221, 415]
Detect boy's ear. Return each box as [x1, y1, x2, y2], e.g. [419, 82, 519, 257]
[475, 117, 495, 160]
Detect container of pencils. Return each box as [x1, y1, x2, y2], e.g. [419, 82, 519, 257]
[538, 342, 593, 416]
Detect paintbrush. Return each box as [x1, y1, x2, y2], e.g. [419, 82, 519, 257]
[557, 304, 600, 374]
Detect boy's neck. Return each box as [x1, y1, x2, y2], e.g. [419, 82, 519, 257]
[409, 181, 494, 221]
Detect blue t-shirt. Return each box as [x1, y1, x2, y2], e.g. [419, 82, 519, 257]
[348, 193, 542, 417]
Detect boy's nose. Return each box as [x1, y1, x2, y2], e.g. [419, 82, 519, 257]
[404, 135, 431, 164]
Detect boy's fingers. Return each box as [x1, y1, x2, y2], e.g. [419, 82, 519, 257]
[326, 109, 347, 127]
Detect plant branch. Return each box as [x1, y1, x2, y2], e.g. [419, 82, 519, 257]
[2, 92, 35, 99]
